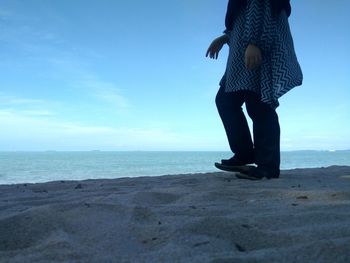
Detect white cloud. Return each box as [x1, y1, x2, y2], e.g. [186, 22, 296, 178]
[0, 108, 195, 151]
[0, 94, 46, 106]
[19, 110, 55, 117]
[1, 93, 349, 151]
[80, 79, 130, 110]
[0, 94, 57, 118]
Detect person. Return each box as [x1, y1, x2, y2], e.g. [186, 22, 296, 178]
[206, 0, 303, 180]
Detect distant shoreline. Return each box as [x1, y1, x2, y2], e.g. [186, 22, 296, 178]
[1, 149, 350, 152]
[1, 150, 350, 185]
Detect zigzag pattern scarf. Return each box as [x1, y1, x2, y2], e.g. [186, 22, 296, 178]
[225, 0, 291, 31]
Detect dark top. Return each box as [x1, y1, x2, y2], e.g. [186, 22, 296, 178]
[225, 0, 291, 32]
[221, 0, 303, 108]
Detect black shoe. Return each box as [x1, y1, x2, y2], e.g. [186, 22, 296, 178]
[215, 156, 255, 173]
[236, 167, 279, 180]
[215, 162, 255, 173]
[221, 156, 254, 166]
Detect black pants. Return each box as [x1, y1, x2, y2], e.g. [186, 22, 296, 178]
[215, 84, 280, 174]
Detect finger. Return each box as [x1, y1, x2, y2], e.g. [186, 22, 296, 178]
[248, 56, 258, 69]
[208, 50, 214, 59]
[246, 56, 252, 69]
[252, 56, 258, 68]
[205, 47, 210, 57]
[206, 45, 215, 57]
[250, 58, 254, 69]
[250, 57, 256, 69]
[255, 55, 261, 67]
[257, 55, 263, 67]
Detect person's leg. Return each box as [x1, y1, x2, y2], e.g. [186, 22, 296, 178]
[245, 91, 280, 178]
[215, 84, 254, 164]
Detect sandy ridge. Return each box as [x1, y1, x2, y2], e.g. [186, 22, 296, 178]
[1, 166, 350, 262]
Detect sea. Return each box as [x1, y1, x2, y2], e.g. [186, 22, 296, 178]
[0, 151, 350, 185]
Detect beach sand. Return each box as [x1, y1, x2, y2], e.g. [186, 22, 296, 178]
[1, 166, 350, 263]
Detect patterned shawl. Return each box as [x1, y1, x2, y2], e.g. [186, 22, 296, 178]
[225, 0, 291, 31]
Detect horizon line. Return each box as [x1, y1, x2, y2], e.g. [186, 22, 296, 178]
[1, 149, 350, 153]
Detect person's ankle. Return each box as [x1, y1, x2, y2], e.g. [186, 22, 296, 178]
[257, 166, 279, 178]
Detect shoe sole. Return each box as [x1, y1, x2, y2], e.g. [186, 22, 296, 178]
[235, 172, 262, 180]
[214, 163, 255, 174]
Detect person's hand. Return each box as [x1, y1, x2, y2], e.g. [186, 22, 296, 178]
[245, 44, 262, 69]
[206, 35, 228, 59]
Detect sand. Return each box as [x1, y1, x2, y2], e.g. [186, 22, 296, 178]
[1, 166, 350, 263]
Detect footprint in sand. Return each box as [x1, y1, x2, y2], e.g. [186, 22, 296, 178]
[132, 191, 181, 205]
[0, 209, 60, 251]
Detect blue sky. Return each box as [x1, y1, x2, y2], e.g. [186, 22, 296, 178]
[0, 0, 349, 151]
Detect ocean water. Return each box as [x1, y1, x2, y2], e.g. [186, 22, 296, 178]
[0, 151, 349, 185]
